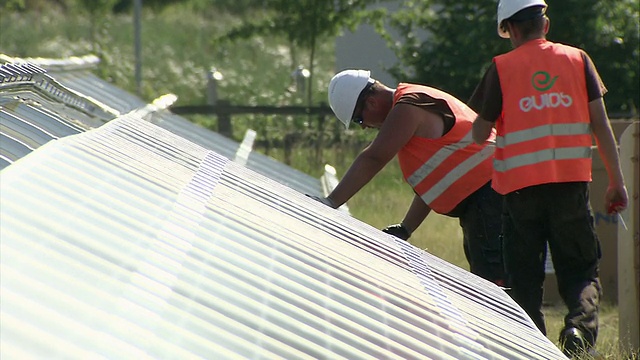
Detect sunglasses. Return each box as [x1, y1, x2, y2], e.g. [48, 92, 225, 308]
[351, 81, 374, 125]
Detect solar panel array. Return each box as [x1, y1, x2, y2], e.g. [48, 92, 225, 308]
[0, 54, 322, 195]
[0, 61, 113, 169]
[0, 58, 567, 359]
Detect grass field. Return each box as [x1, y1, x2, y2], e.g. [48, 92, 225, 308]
[1, 4, 637, 358]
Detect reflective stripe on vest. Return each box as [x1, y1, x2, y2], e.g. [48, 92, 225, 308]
[419, 143, 495, 205]
[494, 146, 591, 172]
[496, 123, 591, 148]
[407, 129, 495, 203]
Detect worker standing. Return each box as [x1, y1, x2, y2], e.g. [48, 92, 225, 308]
[311, 69, 506, 286]
[469, 0, 628, 357]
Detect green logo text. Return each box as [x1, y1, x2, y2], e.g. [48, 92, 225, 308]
[531, 71, 558, 91]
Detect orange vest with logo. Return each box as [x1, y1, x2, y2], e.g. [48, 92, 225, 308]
[396, 83, 496, 214]
[493, 39, 592, 194]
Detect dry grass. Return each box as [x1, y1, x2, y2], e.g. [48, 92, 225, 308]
[544, 302, 639, 359]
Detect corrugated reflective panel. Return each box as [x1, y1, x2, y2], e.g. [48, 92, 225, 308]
[49, 70, 146, 114]
[0, 61, 116, 169]
[44, 62, 220, 143]
[146, 109, 321, 195]
[42, 59, 323, 195]
[1, 58, 322, 198]
[147, 110, 239, 161]
[0, 91, 85, 168]
[1, 116, 567, 359]
[1, 54, 142, 115]
[244, 150, 322, 196]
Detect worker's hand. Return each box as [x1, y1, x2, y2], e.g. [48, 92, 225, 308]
[305, 194, 337, 209]
[605, 184, 628, 214]
[381, 223, 411, 240]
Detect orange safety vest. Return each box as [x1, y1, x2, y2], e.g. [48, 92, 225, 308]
[396, 84, 496, 214]
[492, 39, 592, 195]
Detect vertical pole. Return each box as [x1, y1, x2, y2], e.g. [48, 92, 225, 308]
[207, 68, 230, 137]
[315, 107, 326, 166]
[206, 68, 221, 106]
[292, 65, 309, 98]
[134, 0, 142, 96]
[217, 100, 232, 138]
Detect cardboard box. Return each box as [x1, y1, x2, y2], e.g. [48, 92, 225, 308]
[617, 122, 640, 352]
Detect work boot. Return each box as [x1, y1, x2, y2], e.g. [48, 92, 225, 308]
[559, 327, 591, 358]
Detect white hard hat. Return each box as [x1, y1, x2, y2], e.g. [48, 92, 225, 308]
[497, 0, 547, 38]
[328, 69, 373, 129]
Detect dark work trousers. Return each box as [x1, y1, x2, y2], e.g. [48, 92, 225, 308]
[449, 181, 506, 285]
[503, 182, 602, 346]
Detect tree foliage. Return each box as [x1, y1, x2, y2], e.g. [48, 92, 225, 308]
[544, 0, 639, 114]
[590, 0, 639, 115]
[387, 0, 639, 115]
[1, 0, 68, 11]
[212, 0, 387, 105]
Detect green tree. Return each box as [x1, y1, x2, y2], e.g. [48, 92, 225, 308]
[544, 0, 639, 115]
[1, 0, 67, 12]
[590, 0, 638, 115]
[386, 0, 509, 102]
[75, 0, 120, 50]
[213, 0, 387, 106]
[387, 0, 639, 115]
